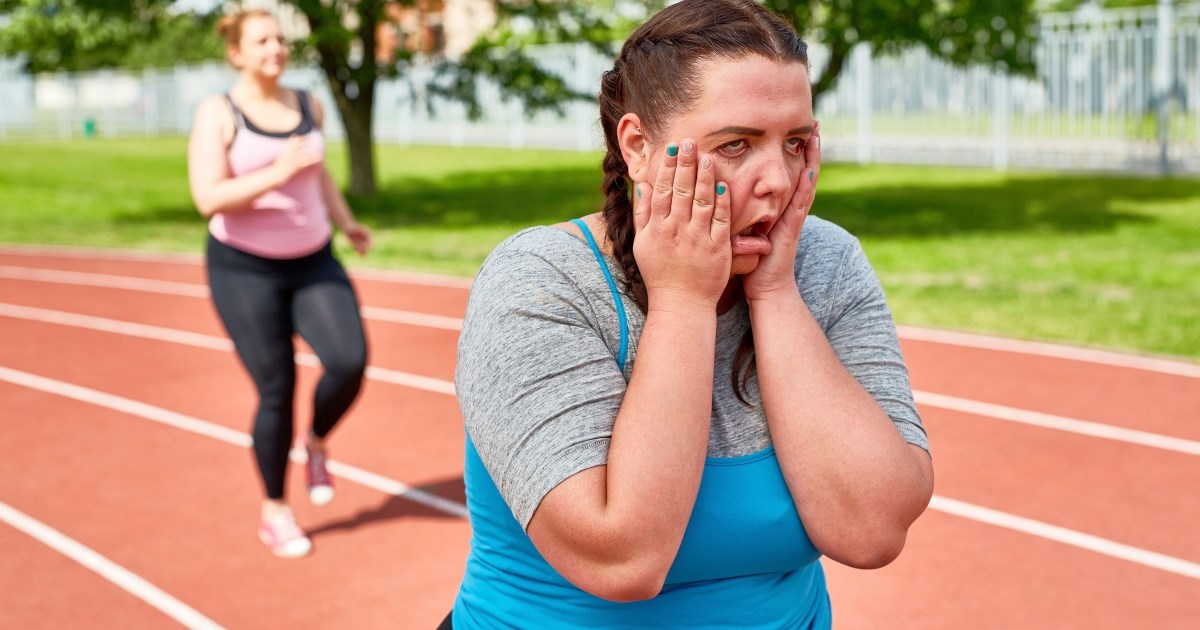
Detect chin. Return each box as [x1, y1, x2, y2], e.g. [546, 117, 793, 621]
[729, 255, 760, 278]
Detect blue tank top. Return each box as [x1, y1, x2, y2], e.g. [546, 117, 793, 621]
[451, 220, 833, 629]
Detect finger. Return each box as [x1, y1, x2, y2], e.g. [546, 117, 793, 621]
[710, 181, 731, 243]
[632, 182, 652, 233]
[670, 139, 698, 222]
[650, 142, 679, 222]
[691, 153, 715, 225]
[805, 120, 821, 185]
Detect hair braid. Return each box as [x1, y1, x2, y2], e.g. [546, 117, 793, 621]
[592, 0, 809, 401]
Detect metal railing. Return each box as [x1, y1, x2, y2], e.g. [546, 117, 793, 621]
[1, 1, 1195, 174]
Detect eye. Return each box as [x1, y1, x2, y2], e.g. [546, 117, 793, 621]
[785, 137, 808, 155]
[717, 139, 748, 158]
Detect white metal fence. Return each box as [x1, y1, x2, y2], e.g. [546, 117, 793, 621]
[1, 2, 1197, 174]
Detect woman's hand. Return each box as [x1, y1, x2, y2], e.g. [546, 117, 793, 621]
[341, 221, 372, 256]
[743, 121, 821, 303]
[272, 135, 322, 185]
[632, 138, 732, 313]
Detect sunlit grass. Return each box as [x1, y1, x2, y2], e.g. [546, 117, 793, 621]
[1, 137, 1196, 359]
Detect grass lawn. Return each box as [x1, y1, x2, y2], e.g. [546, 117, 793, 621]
[1, 137, 1197, 361]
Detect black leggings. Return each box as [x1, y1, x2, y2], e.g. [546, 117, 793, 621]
[206, 236, 368, 500]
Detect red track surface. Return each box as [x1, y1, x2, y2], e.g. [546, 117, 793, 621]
[1, 245, 1197, 629]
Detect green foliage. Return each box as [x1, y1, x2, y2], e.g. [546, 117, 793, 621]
[2, 138, 1198, 359]
[430, 1, 663, 119]
[0, 0, 222, 72]
[762, 0, 1041, 102]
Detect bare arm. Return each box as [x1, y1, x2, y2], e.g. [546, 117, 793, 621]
[186, 95, 319, 218]
[750, 287, 933, 570]
[525, 139, 731, 602]
[310, 95, 371, 255]
[740, 124, 931, 569]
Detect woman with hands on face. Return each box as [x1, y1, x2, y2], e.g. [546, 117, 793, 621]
[446, 1, 933, 627]
[186, 9, 371, 559]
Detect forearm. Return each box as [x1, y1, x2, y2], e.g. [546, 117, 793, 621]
[320, 169, 357, 230]
[749, 288, 932, 567]
[193, 166, 286, 218]
[603, 307, 715, 551]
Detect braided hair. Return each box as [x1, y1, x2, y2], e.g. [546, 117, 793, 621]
[597, 0, 809, 401]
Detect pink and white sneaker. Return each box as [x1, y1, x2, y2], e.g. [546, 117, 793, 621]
[258, 508, 312, 558]
[305, 447, 335, 506]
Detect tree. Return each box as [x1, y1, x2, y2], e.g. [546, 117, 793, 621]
[760, 0, 1043, 106]
[0, 1, 1073, 196]
[0, 0, 222, 72]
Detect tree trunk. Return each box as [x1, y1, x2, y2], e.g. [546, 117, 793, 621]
[811, 39, 849, 111]
[326, 80, 377, 197]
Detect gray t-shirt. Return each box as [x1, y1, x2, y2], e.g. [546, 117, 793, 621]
[455, 216, 928, 529]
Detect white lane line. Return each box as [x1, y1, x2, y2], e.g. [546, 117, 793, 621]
[0, 245, 473, 288]
[7, 302, 1200, 454]
[898, 325, 1200, 379]
[0, 266, 208, 297]
[0, 243, 203, 263]
[0, 303, 234, 351]
[0, 266, 465, 331]
[929, 496, 1200, 580]
[0, 303, 456, 397]
[0, 365, 468, 519]
[0, 501, 225, 629]
[360, 306, 462, 331]
[5, 261, 1199, 378]
[915, 390, 1200, 457]
[3, 363, 1196, 581]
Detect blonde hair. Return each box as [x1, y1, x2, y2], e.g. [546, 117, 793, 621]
[215, 9, 276, 46]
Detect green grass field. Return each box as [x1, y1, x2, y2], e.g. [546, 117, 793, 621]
[1, 137, 1197, 361]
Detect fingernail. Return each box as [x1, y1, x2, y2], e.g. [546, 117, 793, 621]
[681, 140, 694, 155]
[699, 156, 711, 170]
[716, 183, 726, 195]
[809, 169, 815, 182]
[635, 184, 641, 198]
[667, 144, 678, 157]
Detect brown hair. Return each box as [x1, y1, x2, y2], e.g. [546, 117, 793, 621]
[215, 9, 275, 46]
[598, 0, 809, 402]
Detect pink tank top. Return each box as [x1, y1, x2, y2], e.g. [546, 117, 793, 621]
[208, 90, 332, 259]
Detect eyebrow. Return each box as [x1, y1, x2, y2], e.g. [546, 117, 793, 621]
[706, 125, 813, 138]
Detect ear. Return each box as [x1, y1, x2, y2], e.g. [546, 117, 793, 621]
[617, 113, 649, 181]
[227, 45, 243, 69]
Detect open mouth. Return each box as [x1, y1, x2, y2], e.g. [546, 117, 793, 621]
[737, 221, 771, 237]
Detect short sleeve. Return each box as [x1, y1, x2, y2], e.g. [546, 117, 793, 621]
[455, 247, 629, 529]
[823, 239, 929, 454]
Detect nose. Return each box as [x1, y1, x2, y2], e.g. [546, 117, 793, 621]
[752, 150, 792, 201]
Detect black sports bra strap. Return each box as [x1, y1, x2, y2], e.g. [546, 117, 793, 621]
[295, 90, 313, 125]
[223, 93, 246, 129]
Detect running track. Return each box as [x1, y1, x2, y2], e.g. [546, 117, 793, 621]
[1, 244, 1197, 629]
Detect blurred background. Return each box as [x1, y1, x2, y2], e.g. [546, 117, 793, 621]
[0, 0, 1196, 361]
[1, 2, 1198, 629]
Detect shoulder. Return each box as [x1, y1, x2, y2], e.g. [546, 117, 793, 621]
[465, 226, 610, 324]
[297, 89, 325, 127]
[191, 94, 235, 143]
[476, 226, 595, 283]
[796, 215, 864, 279]
[195, 94, 233, 122]
[799, 215, 859, 255]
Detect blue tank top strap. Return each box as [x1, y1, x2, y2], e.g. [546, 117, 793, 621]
[569, 218, 628, 372]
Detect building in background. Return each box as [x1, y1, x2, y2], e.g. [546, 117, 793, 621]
[227, 0, 494, 60]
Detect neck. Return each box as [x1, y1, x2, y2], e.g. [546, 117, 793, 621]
[717, 278, 742, 314]
[234, 74, 280, 102]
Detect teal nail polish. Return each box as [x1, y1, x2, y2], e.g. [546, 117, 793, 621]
[667, 144, 679, 157]
[717, 183, 726, 195]
[635, 184, 641, 198]
[809, 169, 815, 182]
